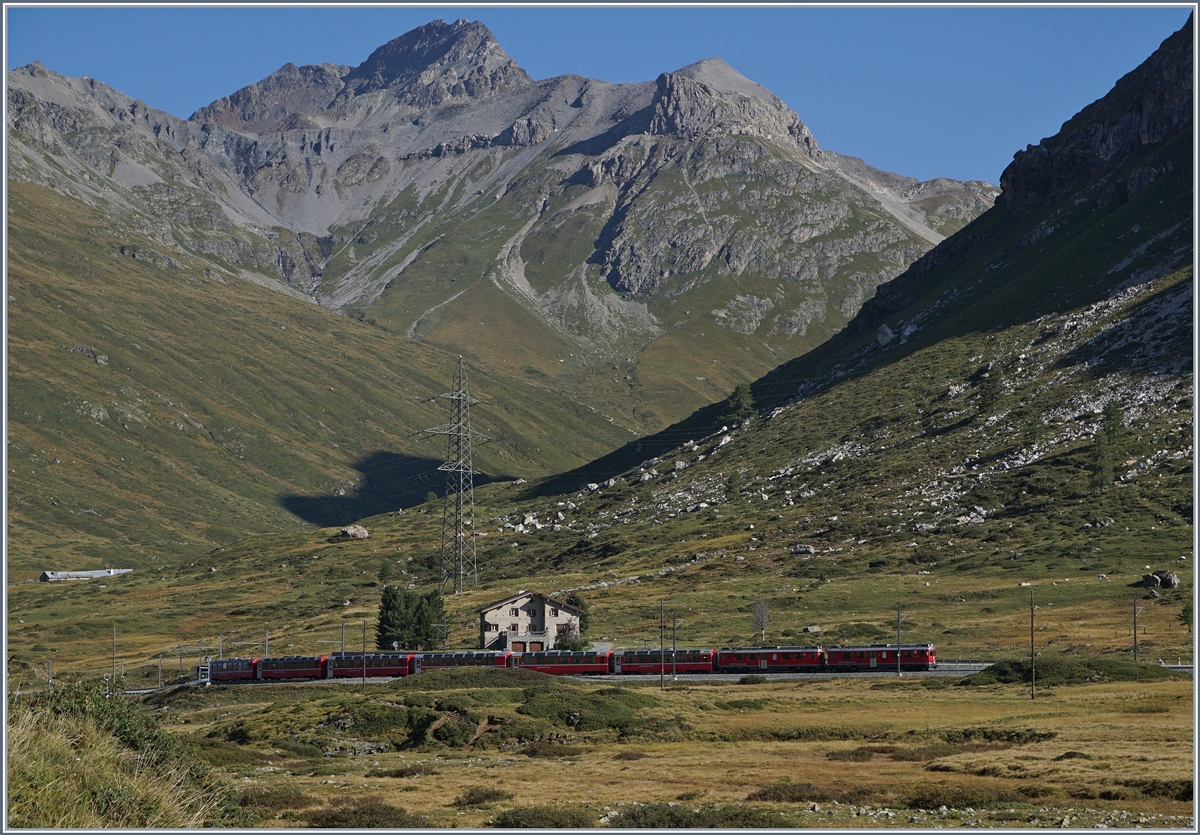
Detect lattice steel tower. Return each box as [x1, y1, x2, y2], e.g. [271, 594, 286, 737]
[427, 358, 489, 593]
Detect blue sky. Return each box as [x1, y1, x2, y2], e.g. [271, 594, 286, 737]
[5, 5, 1191, 183]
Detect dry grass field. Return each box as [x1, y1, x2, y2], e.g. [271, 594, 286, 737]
[127, 668, 1193, 828]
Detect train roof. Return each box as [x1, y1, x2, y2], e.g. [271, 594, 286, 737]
[718, 646, 823, 652]
[826, 643, 935, 650]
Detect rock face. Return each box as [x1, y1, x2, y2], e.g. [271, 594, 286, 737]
[190, 20, 530, 133]
[851, 14, 1193, 338]
[997, 14, 1192, 214]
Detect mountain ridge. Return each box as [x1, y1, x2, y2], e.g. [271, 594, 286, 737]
[7, 20, 999, 438]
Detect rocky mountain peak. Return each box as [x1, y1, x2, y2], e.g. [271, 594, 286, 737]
[189, 61, 350, 133]
[339, 18, 531, 107]
[997, 13, 1192, 213]
[648, 60, 820, 157]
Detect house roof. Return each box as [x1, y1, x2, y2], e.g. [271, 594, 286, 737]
[476, 589, 581, 616]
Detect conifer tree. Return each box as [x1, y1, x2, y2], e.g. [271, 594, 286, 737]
[564, 592, 590, 635]
[722, 383, 756, 424]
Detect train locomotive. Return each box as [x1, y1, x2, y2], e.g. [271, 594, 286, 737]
[205, 643, 936, 683]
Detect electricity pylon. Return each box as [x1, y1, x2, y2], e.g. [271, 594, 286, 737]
[426, 358, 489, 593]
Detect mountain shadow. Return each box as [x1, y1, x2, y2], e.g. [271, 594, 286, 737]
[281, 450, 514, 527]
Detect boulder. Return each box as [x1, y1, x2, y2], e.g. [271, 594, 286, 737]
[1153, 570, 1180, 589]
[341, 524, 369, 540]
[1142, 573, 1162, 587]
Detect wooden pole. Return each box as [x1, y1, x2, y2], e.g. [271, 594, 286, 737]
[659, 600, 665, 690]
[1030, 590, 1035, 700]
[362, 620, 367, 686]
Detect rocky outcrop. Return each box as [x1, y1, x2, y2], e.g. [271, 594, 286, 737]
[337, 19, 530, 108]
[846, 15, 1193, 340]
[997, 14, 1192, 214]
[1144, 570, 1181, 589]
[647, 60, 821, 158]
[189, 19, 530, 135]
[190, 62, 349, 134]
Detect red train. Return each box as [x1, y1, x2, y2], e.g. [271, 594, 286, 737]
[205, 644, 936, 683]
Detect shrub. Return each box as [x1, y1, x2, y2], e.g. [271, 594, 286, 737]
[277, 740, 323, 759]
[613, 751, 647, 761]
[1121, 779, 1193, 801]
[516, 688, 657, 732]
[238, 786, 319, 812]
[452, 786, 515, 807]
[523, 741, 585, 758]
[738, 674, 767, 685]
[365, 764, 438, 778]
[490, 805, 594, 828]
[960, 658, 1182, 687]
[433, 716, 477, 747]
[747, 782, 841, 803]
[302, 797, 426, 828]
[613, 802, 791, 828]
[901, 783, 1023, 810]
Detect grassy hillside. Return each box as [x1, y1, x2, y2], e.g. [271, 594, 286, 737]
[7, 129, 1192, 680]
[6, 180, 635, 576]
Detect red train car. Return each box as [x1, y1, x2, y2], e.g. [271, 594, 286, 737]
[512, 650, 611, 675]
[329, 652, 414, 678]
[715, 647, 768, 672]
[209, 658, 256, 681]
[414, 651, 512, 672]
[825, 644, 937, 672]
[257, 655, 328, 680]
[612, 649, 716, 674]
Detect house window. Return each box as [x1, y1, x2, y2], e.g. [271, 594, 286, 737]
[509, 608, 520, 617]
[485, 623, 498, 632]
[550, 607, 558, 616]
[510, 623, 519, 633]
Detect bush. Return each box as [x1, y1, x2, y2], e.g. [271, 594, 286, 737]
[738, 674, 767, 685]
[523, 741, 585, 758]
[452, 786, 515, 807]
[277, 740, 323, 759]
[365, 764, 439, 778]
[238, 786, 319, 812]
[433, 716, 477, 747]
[747, 782, 841, 803]
[302, 797, 426, 828]
[516, 688, 657, 733]
[490, 805, 594, 828]
[613, 750, 647, 761]
[901, 783, 1023, 810]
[960, 658, 1182, 687]
[613, 802, 792, 828]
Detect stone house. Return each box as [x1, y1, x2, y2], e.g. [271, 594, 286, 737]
[477, 590, 582, 651]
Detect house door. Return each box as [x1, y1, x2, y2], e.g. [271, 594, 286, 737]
[530, 641, 544, 652]
[511, 641, 526, 653]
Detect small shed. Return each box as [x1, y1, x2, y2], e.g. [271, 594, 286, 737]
[477, 590, 582, 651]
[40, 568, 133, 582]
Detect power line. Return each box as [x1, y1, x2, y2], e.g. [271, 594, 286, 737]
[426, 358, 490, 593]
